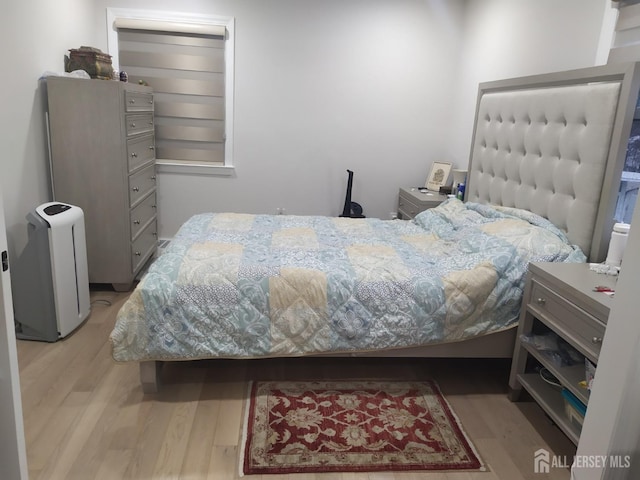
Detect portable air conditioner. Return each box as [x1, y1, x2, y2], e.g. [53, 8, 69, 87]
[13, 202, 90, 342]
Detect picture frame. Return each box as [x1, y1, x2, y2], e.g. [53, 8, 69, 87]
[425, 161, 452, 191]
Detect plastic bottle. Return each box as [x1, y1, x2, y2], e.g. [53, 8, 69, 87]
[456, 182, 465, 200]
[605, 222, 630, 267]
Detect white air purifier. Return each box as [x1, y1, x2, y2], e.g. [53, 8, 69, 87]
[13, 202, 90, 341]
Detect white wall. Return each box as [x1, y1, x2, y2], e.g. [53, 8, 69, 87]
[93, 0, 466, 235]
[96, 0, 611, 236]
[0, 0, 614, 246]
[0, 0, 98, 260]
[446, 0, 612, 166]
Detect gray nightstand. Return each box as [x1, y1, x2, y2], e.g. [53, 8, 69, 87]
[509, 262, 615, 445]
[397, 187, 449, 220]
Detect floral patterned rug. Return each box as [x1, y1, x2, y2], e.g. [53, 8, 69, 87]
[240, 380, 484, 475]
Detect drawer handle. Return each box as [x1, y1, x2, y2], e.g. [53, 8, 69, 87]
[399, 202, 404, 206]
[129, 99, 136, 104]
[135, 251, 141, 256]
[153, 232, 158, 237]
[130, 123, 136, 128]
[149, 145, 155, 150]
[133, 220, 140, 225]
[536, 297, 546, 306]
[592, 336, 603, 344]
[131, 152, 138, 158]
[132, 187, 139, 192]
[151, 175, 156, 180]
[148, 122, 153, 126]
[152, 204, 157, 208]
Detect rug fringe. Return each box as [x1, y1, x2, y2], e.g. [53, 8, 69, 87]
[431, 380, 487, 472]
[238, 380, 254, 478]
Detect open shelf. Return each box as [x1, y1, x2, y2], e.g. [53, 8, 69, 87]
[518, 373, 581, 445]
[521, 341, 590, 406]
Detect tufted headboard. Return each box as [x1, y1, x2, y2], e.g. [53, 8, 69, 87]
[466, 63, 640, 262]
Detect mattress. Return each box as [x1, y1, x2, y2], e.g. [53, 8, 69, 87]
[110, 199, 585, 362]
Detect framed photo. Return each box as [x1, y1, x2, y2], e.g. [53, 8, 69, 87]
[425, 161, 452, 191]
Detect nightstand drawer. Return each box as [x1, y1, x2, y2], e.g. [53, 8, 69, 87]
[530, 280, 605, 361]
[398, 197, 421, 219]
[398, 188, 448, 220]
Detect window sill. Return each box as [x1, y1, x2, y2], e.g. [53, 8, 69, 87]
[155, 160, 235, 177]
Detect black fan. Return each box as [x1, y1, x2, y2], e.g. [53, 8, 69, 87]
[339, 170, 365, 218]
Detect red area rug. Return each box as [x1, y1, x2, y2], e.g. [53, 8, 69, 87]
[240, 380, 484, 475]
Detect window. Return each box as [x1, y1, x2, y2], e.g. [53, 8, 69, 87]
[609, 0, 640, 222]
[616, 104, 640, 223]
[107, 9, 234, 176]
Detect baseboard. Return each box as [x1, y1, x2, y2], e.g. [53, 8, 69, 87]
[156, 238, 172, 256]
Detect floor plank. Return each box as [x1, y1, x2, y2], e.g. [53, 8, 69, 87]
[17, 287, 573, 479]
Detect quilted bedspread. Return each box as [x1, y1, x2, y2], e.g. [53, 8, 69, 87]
[110, 199, 585, 362]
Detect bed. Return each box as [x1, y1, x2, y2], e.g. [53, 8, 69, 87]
[110, 63, 640, 393]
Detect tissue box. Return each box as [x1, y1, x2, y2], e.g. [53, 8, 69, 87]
[65, 46, 113, 80]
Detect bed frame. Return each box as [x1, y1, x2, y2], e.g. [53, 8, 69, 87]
[139, 62, 640, 393]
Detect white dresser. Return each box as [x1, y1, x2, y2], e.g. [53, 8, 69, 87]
[46, 77, 157, 291]
[397, 187, 448, 220]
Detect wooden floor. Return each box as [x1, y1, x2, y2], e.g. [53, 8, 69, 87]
[16, 288, 575, 480]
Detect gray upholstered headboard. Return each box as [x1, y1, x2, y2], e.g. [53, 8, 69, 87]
[466, 63, 640, 262]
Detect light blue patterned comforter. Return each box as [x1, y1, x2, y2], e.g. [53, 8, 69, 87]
[110, 199, 585, 362]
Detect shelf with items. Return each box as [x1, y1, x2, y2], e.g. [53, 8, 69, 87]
[517, 372, 581, 446]
[517, 323, 591, 443]
[520, 326, 591, 406]
[509, 262, 613, 446]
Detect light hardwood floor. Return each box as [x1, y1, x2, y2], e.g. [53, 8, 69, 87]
[17, 288, 575, 480]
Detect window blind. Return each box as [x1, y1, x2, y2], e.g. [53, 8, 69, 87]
[609, 1, 640, 63]
[117, 26, 226, 165]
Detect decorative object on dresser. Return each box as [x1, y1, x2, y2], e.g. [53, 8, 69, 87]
[424, 161, 452, 191]
[64, 46, 113, 80]
[397, 187, 448, 220]
[509, 262, 615, 445]
[46, 76, 157, 292]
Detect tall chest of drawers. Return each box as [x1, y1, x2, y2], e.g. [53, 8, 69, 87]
[46, 77, 157, 291]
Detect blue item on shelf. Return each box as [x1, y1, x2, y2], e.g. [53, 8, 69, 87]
[562, 388, 587, 416]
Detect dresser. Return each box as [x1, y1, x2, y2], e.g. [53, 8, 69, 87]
[397, 187, 448, 220]
[46, 77, 157, 291]
[508, 262, 615, 445]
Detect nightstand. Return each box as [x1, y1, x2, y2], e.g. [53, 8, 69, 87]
[509, 262, 615, 445]
[397, 187, 448, 220]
